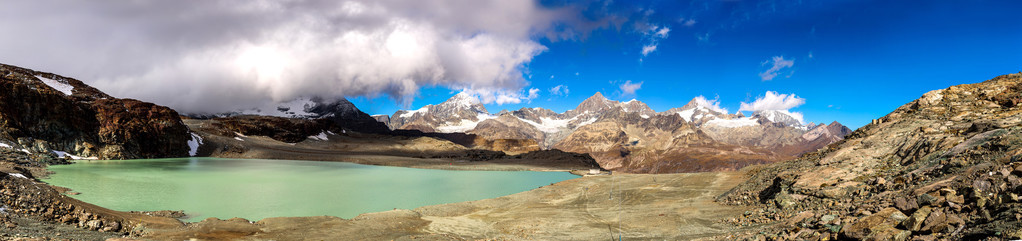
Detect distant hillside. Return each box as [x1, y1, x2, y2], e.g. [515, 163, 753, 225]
[0, 63, 190, 159]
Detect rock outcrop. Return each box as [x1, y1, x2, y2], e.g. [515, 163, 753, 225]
[718, 73, 1022, 240]
[0, 63, 189, 159]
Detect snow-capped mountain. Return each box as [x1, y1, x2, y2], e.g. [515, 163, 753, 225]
[188, 97, 389, 134]
[376, 92, 852, 172]
[752, 110, 806, 128]
[387, 92, 497, 133]
[661, 97, 733, 124]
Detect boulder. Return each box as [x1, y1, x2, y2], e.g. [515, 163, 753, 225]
[902, 206, 932, 231]
[842, 207, 909, 239]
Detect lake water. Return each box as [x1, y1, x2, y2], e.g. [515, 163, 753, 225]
[44, 158, 577, 222]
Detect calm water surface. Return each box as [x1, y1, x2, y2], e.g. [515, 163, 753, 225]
[44, 158, 577, 222]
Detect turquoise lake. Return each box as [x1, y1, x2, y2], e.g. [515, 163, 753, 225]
[44, 158, 577, 222]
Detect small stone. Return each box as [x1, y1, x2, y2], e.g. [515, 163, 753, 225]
[85, 219, 102, 230]
[820, 215, 837, 224]
[902, 206, 932, 231]
[917, 193, 938, 206]
[889, 211, 909, 223]
[894, 197, 918, 212]
[911, 235, 936, 241]
[100, 221, 120, 232]
[921, 209, 948, 233]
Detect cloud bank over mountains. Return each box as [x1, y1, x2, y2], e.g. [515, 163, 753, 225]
[0, 0, 595, 113]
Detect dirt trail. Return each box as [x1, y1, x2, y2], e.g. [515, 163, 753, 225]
[143, 171, 753, 240]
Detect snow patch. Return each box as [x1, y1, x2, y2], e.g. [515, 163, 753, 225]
[705, 117, 760, 128]
[51, 150, 97, 160]
[20, 149, 30, 154]
[9, 173, 27, 179]
[0, 143, 10, 149]
[36, 76, 74, 95]
[435, 113, 496, 133]
[187, 133, 203, 156]
[308, 132, 329, 141]
[233, 132, 248, 137]
[677, 109, 695, 122]
[519, 116, 577, 133]
[640, 114, 649, 119]
[234, 137, 245, 141]
[399, 106, 429, 118]
[576, 117, 599, 127]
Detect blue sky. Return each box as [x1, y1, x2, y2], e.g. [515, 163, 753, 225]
[2, 1, 1020, 129]
[350, 0, 1022, 129]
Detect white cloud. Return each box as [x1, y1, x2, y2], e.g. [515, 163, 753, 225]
[462, 87, 538, 105]
[641, 44, 658, 56]
[740, 91, 806, 124]
[619, 80, 643, 96]
[739, 91, 805, 111]
[683, 19, 696, 27]
[527, 88, 540, 100]
[654, 26, 670, 39]
[549, 85, 569, 96]
[640, 25, 670, 58]
[0, 0, 578, 113]
[759, 56, 795, 81]
[692, 96, 728, 113]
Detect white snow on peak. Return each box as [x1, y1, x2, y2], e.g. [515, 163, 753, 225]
[677, 109, 696, 122]
[399, 106, 429, 118]
[759, 110, 805, 125]
[444, 92, 482, 107]
[187, 133, 203, 156]
[0, 143, 10, 149]
[692, 96, 728, 114]
[705, 117, 760, 128]
[36, 76, 74, 95]
[308, 132, 329, 141]
[435, 113, 496, 133]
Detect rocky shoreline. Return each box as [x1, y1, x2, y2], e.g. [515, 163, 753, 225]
[0, 149, 184, 240]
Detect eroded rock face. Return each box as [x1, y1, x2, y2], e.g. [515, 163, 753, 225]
[719, 73, 1022, 240]
[0, 63, 189, 159]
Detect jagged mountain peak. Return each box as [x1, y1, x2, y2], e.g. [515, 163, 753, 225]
[752, 110, 804, 127]
[438, 92, 488, 114]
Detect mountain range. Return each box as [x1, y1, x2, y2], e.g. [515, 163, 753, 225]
[0, 62, 849, 174]
[371, 91, 851, 172]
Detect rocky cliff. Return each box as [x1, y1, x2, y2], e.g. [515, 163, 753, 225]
[0, 63, 189, 159]
[718, 73, 1022, 240]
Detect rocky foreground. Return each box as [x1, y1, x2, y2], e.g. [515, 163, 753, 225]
[718, 73, 1022, 240]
